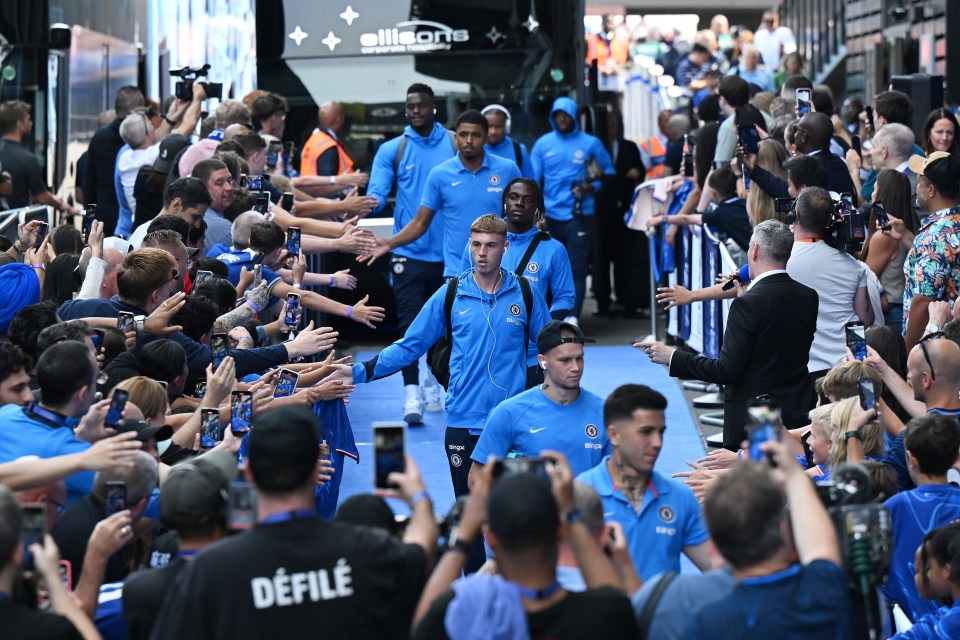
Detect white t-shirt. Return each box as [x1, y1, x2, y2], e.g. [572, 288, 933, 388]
[787, 240, 868, 372]
[117, 144, 160, 214]
[754, 26, 797, 70]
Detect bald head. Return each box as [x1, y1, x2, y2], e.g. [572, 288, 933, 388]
[223, 123, 250, 141]
[797, 112, 833, 151]
[319, 101, 345, 133]
[907, 337, 960, 403]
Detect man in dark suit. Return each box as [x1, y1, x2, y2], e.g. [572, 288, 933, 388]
[593, 108, 647, 317]
[636, 219, 818, 449]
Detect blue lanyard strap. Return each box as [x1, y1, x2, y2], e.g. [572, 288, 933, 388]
[26, 403, 71, 429]
[511, 580, 562, 600]
[178, 550, 198, 559]
[739, 563, 802, 586]
[260, 509, 316, 525]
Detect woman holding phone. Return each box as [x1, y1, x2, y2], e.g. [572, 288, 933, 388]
[859, 170, 915, 333]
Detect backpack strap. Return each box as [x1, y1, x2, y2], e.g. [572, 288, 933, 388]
[518, 275, 533, 349]
[393, 134, 408, 172]
[443, 276, 459, 343]
[512, 139, 522, 167]
[637, 572, 678, 640]
[514, 231, 550, 277]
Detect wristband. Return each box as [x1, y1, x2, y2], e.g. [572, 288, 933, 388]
[449, 537, 475, 555]
[293, 283, 302, 289]
[32, 263, 44, 270]
[329, 274, 335, 287]
[844, 431, 863, 441]
[14, 242, 26, 254]
[328, 175, 336, 185]
[410, 490, 430, 507]
[163, 115, 176, 125]
[346, 305, 353, 319]
[564, 508, 583, 524]
[246, 300, 261, 315]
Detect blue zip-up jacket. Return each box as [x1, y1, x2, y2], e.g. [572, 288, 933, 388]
[352, 268, 551, 431]
[530, 97, 615, 220]
[366, 122, 456, 262]
[486, 137, 533, 178]
[57, 297, 290, 378]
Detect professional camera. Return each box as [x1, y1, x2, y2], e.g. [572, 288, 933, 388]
[826, 194, 866, 254]
[817, 463, 892, 640]
[170, 64, 222, 102]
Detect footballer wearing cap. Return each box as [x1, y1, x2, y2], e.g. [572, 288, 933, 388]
[469, 320, 607, 481]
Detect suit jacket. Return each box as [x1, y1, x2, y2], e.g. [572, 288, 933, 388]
[669, 272, 818, 449]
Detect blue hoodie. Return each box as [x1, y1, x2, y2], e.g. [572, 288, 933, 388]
[530, 97, 615, 221]
[352, 268, 551, 431]
[366, 122, 457, 262]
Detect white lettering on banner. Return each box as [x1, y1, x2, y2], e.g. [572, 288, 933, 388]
[360, 21, 469, 54]
[250, 560, 355, 609]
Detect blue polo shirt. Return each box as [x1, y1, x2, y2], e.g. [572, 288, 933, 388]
[420, 152, 521, 276]
[576, 458, 709, 581]
[0, 403, 93, 503]
[881, 483, 960, 621]
[471, 385, 607, 476]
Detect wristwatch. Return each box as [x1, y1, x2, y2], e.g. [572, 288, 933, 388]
[926, 323, 941, 334]
[844, 431, 863, 441]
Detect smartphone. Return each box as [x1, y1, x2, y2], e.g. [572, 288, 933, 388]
[845, 320, 867, 361]
[105, 389, 129, 428]
[254, 191, 270, 214]
[796, 88, 812, 116]
[491, 456, 553, 485]
[741, 163, 751, 190]
[34, 222, 48, 250]
[274, 368, 299, 398]
[746, 400, 782, 463]
[851, 135, 862, 158]
[865, 105, 875, 131]
[737, 124, 761, 154]
[91, 328, 105, 353]
[105, 480, 127, 516]
[873, 202, 891, 229]
[252, 263, 263, 288]
[373, 422, 406, 489]
[231, 390, 253, 435]
[858, 377, 877, 412]
[283, 141, 295, 165]
[200, 408, 220, 448]
[210, 332, 228, 369]
[195, 270, 213, 288]
[281, 191, 294, 212]
[284, 293, 301, 328]
[117, 311, 136, 334]
[775, 197, 797, 214]
[228, 480, 257, 531]
[266, 141, 283, 168]
[195, 381, 207, 398]
[286, 226, 301, 257]
[239, 173, 248, 189]
[682, 134, 694, 178]
[20, 503, 46, 571]
[84, 204, 97, 239]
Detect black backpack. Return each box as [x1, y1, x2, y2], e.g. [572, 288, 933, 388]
[429, 275, 533, 390]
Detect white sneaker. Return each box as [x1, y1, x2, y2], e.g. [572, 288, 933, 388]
[423, 385, 443, 412]
[403, 395, 424, 425]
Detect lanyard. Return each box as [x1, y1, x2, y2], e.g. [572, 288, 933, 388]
[260, 509, 316, 525]
[25, 403, 72, 429]
[178, 550, 198, 559]
[740, 563, 802, 586]
[512, 581, 562, 600]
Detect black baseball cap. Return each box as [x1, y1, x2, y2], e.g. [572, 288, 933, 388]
[908, 151, 960, 195]
[248, 406, 322, 492]
[536, 320, 595, 355]
[153, 134, 190, 174]
[116, 418, 173, 443]
[159, 449, 236, 526]
[335, 494, 401, 536]
[488, 473, 560, 542]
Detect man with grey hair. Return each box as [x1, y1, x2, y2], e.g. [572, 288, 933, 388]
[859, 122, 924, 221]
[638, 219, 819, 448]
[230, 210, 264, 250]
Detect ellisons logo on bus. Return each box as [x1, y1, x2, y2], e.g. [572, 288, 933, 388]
[359, 20, 469, 54]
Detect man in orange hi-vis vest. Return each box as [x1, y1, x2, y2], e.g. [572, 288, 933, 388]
[640, 110, 674, 180]
[300, 101, 355, 178]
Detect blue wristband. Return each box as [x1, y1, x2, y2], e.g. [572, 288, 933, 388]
[410, 490, 430, 507]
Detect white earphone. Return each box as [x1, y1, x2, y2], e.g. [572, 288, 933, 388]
[481, 104, 512, 135]
[539, 361, 547, 370]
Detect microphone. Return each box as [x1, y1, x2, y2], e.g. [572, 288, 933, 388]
[721, 264, 751, 291]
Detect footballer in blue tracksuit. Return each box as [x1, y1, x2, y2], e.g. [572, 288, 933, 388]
[366, 84, 457, 397]
[530, 96, 615, 319]
[458, 178, 575, 373]
[370, 109, 521, 279]
[352, 214, 550, 497]
[482, 104, 534, 177]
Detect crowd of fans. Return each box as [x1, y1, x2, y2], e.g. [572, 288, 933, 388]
[0, 7, 957, 640]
